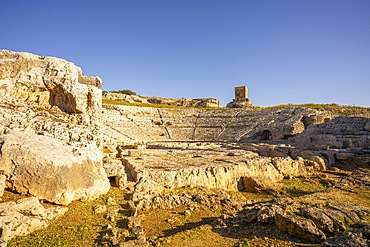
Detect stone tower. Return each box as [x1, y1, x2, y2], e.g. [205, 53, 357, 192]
[227, 85, 253, 108]
[235, 86, 248, 102]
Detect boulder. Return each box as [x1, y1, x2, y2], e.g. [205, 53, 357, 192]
[103, 156, 125, 177]
[0, 197, 67, 241]
[322, 231, 368, 247]
[300, 206, 334, 233]
[275, 212, 326, 243]
[335, 153, 356, 161]
[0, 130, 110, 205]
[241, 177, 267, 192]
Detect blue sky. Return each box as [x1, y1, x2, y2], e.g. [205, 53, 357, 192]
[1, 0, 369, 107]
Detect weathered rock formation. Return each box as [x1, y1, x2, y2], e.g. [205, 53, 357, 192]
[0, 50, 110, 205]
[220, 199, 370, 245]
[103, 92, 221, 108]
[118, 142, 326, 196]
[0, 197, 68, 241]
[146, 96, 221, 108]
[103, 92, 148, 104]
[0, 50, 101, 123]
[0, 130, 109, 205]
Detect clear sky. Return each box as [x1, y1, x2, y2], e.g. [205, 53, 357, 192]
[1, 0, 369, 107]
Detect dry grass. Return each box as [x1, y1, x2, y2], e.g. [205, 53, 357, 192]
[8, 188, 128, 247]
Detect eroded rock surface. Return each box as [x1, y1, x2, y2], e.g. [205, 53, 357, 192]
[103, 92, 221, 108]
[0, 197, 68, 242]
[220, 199, 370, 245]
[0, 130, 110, 205]
[116, 142, 328, 206]
[0, 50, 109, 204]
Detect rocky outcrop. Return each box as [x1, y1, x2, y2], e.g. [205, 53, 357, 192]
[146, 96, 221, 108]
[0, 197, 68, 241]
[219, 199, 370, 245]
[0, 50, 109, 204]
[103, 92, 148, 104]
[0, 130, 110, 205]
[275, 212, 326, 243]
[120, 142, 326, 193]
[103, 92, 221, 108]
[0, 50, 101, 124]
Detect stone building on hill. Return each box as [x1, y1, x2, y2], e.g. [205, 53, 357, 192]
[227, 86, 254, 108]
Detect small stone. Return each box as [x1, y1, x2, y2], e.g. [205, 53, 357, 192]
[105, 207, 119, 222]
[93, 204, 107, 214]
[115, 174, 127, 190]
[127, 216, 142, 230]
[107, 197, 116, 206]
[132, 226, 144, 237]
[184, 210, 191, 216]
[0, 239, 6, 247]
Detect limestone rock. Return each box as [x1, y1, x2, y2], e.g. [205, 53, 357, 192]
[275, 212, 326, 243]
[322, 231, 368, 247]
[295, 116, 370, 150]
[364, 121, 370, 132]
[0, 50, 101, 123]
[300, 206, 334, 233]
[103, 156, 125, 177]
[242, 177, 269, 192]
[0, 175, 5, 197]
[103, 92, 148, 104]
[0, 50, 109, 205]
[115, 174, 128, 190]
[271, 157, 307, 178]
[0, 197, 67, 241]
[335, 153, 356, 161]
[0, 130, 110, 205]
[93, 205, 107, 214]
[103, 92, 220, 108]
[146, 96, 220, 108]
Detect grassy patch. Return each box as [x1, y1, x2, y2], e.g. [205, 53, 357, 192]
[280, 178, 327, 197]
[8, 188, 128, 247]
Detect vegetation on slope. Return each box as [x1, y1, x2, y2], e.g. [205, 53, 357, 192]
[103, 98, 369, 116]
[102, 89, 137, 95]
[265, 103, 370, 116]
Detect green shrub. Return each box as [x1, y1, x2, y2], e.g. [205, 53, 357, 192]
[111, 89, 137, 96]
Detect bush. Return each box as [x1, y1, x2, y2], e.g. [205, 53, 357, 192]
[111, 89, 137, 96]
